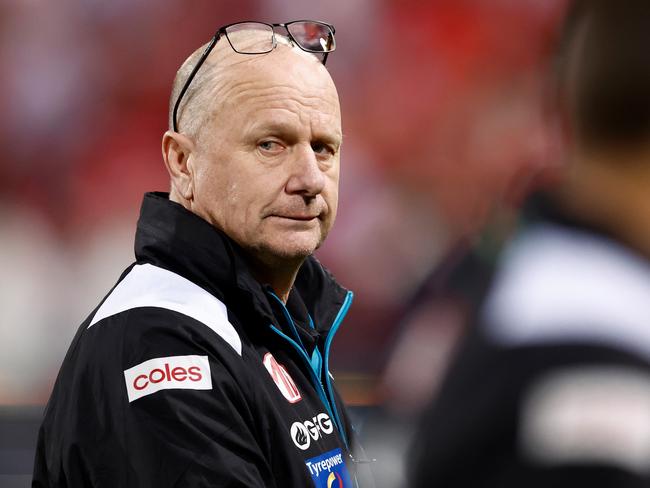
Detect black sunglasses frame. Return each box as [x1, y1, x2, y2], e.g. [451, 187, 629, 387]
[171, 20, 336, 133]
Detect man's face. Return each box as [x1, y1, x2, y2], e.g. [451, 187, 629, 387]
[189, 47, 342, 265]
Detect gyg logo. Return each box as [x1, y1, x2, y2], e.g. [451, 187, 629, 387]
[290, 413, 334, 450]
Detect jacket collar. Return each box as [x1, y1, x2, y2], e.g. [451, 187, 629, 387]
[134, 192, 350, 332]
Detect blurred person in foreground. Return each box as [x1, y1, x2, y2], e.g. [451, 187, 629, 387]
[409, 1, 650, 486]
[33, 22, 372, 487]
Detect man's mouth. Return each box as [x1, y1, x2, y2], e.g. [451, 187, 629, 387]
[272, 214, 320, 221]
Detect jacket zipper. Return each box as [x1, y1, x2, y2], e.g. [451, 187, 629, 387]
[267, 291, 354, 450]
[322, 290, 354, 449]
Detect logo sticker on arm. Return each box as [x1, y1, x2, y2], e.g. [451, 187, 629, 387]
[305, 448, 352, 487]
[124, 355, 212, 402]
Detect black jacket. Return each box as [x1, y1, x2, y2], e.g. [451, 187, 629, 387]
[33, 192, 366, 487]
[409, 196, 650, 487]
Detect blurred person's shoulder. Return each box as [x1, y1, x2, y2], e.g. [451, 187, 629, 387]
[481, 219, 650, 365]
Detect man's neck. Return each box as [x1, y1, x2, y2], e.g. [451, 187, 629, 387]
[557, 148, 650, 257]
[245, 253, 305, 303]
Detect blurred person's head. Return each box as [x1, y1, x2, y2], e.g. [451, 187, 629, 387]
[556, 0, 650, 155]
[553, 0, 650, 252]
[160, 26, 342, 287]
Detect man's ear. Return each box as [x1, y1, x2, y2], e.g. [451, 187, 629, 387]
[162, 131, 196, 202]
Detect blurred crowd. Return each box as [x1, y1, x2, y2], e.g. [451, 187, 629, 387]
[0, 0, 565, 416]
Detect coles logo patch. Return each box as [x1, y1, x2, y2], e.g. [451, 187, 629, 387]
[290, 413, 334, 450]
[263, 352, 302, 403]
[305, 448, 352, 487]
[124, 355, 212, 402]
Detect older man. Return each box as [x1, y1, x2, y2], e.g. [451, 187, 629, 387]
[33, 22, 368, 487]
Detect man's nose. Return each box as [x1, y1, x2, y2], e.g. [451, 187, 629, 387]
[285, 144, 326, 197]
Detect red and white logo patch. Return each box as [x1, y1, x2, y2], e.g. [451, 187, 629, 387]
[124, 355, 212, 402]
[263, 352, 302, 403]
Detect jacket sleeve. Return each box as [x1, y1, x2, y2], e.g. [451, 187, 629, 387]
[34, 308, 272, 488]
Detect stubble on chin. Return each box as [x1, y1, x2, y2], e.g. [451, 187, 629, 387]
[252, 223, 328, 266]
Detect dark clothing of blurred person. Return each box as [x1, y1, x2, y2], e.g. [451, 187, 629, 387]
[410, 197, 650, 487]
[33, 23, 372, 487]
[409, 1, 650, 486]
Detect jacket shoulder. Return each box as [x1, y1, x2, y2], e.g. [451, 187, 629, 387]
[88, 263, 242, 356]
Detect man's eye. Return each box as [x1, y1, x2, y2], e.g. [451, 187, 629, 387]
[311, 142, 333, 156]
[259, 141, 283, 152]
